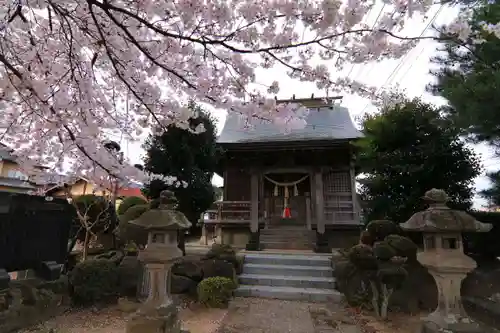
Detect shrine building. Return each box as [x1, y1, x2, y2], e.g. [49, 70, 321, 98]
[201, 96, 364, 253]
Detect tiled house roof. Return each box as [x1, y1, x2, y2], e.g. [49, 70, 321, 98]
[217, 99, 363, 144]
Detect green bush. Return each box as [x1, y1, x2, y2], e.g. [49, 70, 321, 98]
[365, 220, 401, 243]
[373, 241, 396, 261]
[116, 204, 150, 246]
[384, 234, 418, 260]
[69, 259, 120, 305]
[197, 277, 236, 308]
[117, 196, 148, 216]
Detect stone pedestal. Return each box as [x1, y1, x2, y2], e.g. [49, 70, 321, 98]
[126, 258, 184, 333]
[125, 190, 192, 333]
[399, 189, 494, 333]
[417, 250, 485, 333]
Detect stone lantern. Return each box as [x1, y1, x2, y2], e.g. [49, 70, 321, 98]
[400, 189, 492, 333]
[126, 190, 191, 333]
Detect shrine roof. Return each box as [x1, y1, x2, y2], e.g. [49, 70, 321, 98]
[217, 97, 363, 144]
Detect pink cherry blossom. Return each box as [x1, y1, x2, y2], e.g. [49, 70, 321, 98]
[0, 0, 443, 185]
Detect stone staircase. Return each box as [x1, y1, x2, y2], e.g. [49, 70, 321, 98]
[235, 252, 341, 302]
[260, 226, 315, 250]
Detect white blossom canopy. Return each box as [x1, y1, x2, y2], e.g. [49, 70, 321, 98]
[0, 0, 487, 186]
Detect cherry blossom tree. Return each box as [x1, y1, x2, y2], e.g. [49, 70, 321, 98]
[0, 0, 477, 185]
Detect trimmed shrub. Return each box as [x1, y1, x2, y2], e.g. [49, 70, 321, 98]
[69, 259, 120, 305]
[117, 196, 148, 216]
[204, 243, 241, 273]
[116, 204, 150, 246]
[365, 220, 402, 244]
[197, 277, 236, 308]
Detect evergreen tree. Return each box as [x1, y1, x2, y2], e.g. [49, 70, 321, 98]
[142, 102, 221, 225]
[358, 98, 481, 223]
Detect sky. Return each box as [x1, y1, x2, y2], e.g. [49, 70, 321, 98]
[116, 3, 500, 210]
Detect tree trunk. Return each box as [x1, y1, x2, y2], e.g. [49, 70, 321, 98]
[82, 231, 90, 261]
[369, 280, 381, 317]
[380, 285, 393, 320]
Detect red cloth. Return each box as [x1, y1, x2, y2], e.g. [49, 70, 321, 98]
[282, 207, 291, 218]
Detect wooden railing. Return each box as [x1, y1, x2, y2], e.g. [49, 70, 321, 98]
[202, 201, 251, 223]
[199, 201, 252, 245]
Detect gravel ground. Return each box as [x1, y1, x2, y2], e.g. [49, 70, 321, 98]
[215, 297, 363, 333]
[19, 297, 368, 333]
[19, 303, 227, 333]
[216, 298, 316, 333]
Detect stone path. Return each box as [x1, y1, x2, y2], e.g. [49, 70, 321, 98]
[216, 298, 363, 333]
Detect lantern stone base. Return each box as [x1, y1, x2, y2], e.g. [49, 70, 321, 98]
[126, 300, 189, 333]
[420, 312, 485, 333]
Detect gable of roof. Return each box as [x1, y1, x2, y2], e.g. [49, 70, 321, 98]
[217, 98, 363, 144]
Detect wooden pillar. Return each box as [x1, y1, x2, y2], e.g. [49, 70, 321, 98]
[314, 169, 325, 234]
[309, 169, 316, 225]
[250, 171, 259, 232]
[223, 170, 228, 200]
[199, 213, 208, 245]
[306, 197, 312, 230]
[349, 164, 358, 223]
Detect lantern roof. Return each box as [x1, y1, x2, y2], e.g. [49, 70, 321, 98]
[129, 190, 191, 230]
[400, 189, 492, 233]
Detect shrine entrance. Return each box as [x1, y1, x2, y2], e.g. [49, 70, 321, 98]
[262, 172, 311, 226]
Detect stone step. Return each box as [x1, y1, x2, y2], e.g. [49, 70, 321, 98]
[244, 253, 330, 267]
[260, 238, 314, 244]
[261, 241, 313, 250]
[234, 285, 342, 303]
[260, 232, 314, 237]
[239, 273, 336, 289]
[242, 263, 332, 278]
[260, 226, 314, 234]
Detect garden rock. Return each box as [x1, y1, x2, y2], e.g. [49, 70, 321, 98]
[95, 250, 125, 265]
[171, 274, 197, 294]
[204, 244, 240, 272]
[201, 259, 236, 281]
[171, 256, 203, 282]
[0, 278, 69, 333]
[118, 256, 142, 297]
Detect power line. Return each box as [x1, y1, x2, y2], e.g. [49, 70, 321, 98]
[352, 7, 397, 83]
[383, 5, 444, 88]
[385, 5, 445, 88]
[345, 4, 386, 80]
[358, 4, 444, 115]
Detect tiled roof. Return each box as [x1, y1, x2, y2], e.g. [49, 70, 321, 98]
[0, 176, 36, 189]
[117, 187, 145, 198]
[217, 100, 363, 144]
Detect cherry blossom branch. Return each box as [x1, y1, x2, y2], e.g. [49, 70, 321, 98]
[0, 0, 461, 185]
